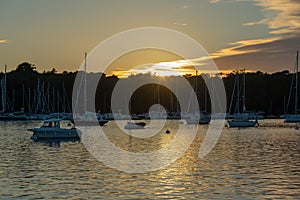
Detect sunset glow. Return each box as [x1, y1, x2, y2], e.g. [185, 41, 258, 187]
[112, 59, 243, 78]
[0, 1, 300, 73]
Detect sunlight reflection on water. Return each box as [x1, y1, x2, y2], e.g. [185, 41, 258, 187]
[0, 120, 300, 199]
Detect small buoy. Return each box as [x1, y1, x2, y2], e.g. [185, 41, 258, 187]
[166, 129, 171, 134]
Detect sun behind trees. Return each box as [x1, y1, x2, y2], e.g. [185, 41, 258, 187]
[0, 62, 293, 116]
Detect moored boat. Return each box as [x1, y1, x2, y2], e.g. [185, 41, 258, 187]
[227, 118, 258, 128]
[73, 112, 108, 126]
[0, 112, 27, 121]
[124, 121, 146, 129]
[284, 51, 300, 123]
[185, 113, 211, 125]
[28, 118, 80, 140]
[227, 69, 259, 128]
[284, 114, 300, 123]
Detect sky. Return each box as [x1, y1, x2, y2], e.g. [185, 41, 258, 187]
[0, 0, 300, 76]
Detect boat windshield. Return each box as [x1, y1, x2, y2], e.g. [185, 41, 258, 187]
[41, 121, 60, 128]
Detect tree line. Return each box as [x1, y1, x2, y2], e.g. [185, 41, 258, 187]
[0, 62, 295, 116]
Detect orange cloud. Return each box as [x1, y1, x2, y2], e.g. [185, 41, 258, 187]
[209, 0, 221, 3]
[241, 0, 300, 37]
[209, 0, 300, 72]
[111, 57, 229, 78]
[210, 37, 280, 58]
[214, 0, 300, 34]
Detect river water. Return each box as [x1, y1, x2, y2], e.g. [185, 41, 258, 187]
[0, 120, 300, 199]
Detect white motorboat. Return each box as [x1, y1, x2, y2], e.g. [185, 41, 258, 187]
[28, 118, 80, 140]
[124, 121, 146, 129]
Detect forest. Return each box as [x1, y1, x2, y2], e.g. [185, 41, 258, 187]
[0, 62, 295, 116]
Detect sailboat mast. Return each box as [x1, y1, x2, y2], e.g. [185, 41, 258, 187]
[204, 83, 207, 112]
[22, 84, 25, 111]
[243, 69, 246, 113]
[12, 89, 15, 112]
[84, 53, 87, 114]
[157, 84, 160, 112]
[237, 71, 240, 113]
[295, 51, 299, 115]
[176, 78, 179, 113]
[1, 65, 7, 112]
[57, 90, 60, 114]
[28, 88, 31, 114]
[63, 82, 66, 113]
[195, 70, 198, 114]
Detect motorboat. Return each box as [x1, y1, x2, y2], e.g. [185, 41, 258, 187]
[124, 121, 146, 129]
[28, 118, 80, 141]
[227, 118, 258, 128]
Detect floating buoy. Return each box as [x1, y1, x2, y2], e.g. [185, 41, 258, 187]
[166, 129, 171, 134]
[295, 123, 299, 130]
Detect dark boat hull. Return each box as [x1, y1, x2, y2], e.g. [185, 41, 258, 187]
[124, 122, 146, 129]
[227, 119, 257, 128]
[284, 115, 300, 123]
[30, 128, 80, 140]
[0, 115, 27, 121]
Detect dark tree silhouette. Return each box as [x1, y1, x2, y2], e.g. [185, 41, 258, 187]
[0, 62, 296, 116]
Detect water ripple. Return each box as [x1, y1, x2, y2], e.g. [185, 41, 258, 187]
[0, 120, 300, 199]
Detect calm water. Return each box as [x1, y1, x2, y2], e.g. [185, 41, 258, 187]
[0, 120, 300, 199]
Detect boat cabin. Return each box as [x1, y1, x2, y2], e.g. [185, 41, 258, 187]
[41, 119, 61, 128]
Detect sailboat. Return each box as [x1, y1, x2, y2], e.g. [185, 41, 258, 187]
[145, 84, 168, 119]
[0, 65, 27, 121]
[73, 53, 108, 126]
[284, 51, 300, 123]
[227, 69, 258, 128]
[124, 89, 146, 129]
[1, 65, 7, 114]
[185, 71, 211, 125]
